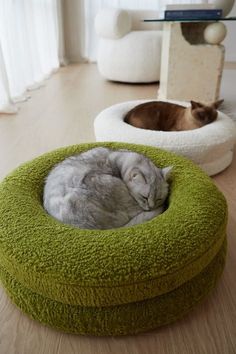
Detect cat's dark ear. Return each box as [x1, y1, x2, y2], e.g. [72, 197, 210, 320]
[190, 101, 204, 110]
[212, 99, 224, 109]
[161, 166, 172, 181]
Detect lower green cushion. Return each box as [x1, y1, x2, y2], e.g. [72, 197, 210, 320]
[0, 240, 226, 336]
[0, 142, 227, 335]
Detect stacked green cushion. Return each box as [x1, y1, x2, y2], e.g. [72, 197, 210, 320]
[0, 142, 227, 335]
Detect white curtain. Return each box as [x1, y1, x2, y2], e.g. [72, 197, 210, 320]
[84, 0, 208, 61]
[0, 0, 61, 114]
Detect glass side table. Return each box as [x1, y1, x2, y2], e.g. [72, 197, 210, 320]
[144, 17, 236, 22]
[143, 17, 236, 102]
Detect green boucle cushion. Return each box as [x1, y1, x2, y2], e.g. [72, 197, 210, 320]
[0, 142, 227, 335]
[0, 241, 226, 336]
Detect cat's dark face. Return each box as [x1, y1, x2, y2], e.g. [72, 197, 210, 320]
[190, 99, 224, 126]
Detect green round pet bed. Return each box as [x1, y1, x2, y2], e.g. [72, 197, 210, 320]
[0, 142, 227, 336]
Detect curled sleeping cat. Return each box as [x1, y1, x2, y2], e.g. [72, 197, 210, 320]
[43, 147, 172, 230]
[124, 99, 224, 131]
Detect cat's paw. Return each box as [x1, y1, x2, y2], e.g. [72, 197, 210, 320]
[152, 206, 165, 217]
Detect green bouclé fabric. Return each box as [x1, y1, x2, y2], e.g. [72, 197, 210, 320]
[0, 142, 227, 335]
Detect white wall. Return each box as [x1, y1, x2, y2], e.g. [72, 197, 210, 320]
[223, 2, 236, 61]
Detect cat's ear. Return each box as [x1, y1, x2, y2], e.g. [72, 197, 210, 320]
[212, 99, 224, 109]
[161, 166, 172, 181]
[190, 101, 204, 110]
[129, 168, 145, 183]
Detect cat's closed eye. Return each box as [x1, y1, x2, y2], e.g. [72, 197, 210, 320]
[141, 195, 148, 201]
[197, 111, 206, 120]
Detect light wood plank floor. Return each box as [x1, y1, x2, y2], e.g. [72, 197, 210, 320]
[0, 64, 235, 354]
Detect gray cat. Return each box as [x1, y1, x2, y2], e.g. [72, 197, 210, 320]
[43, 147, 172, 229]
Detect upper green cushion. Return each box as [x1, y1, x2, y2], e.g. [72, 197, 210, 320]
[0, 143, 227, 307]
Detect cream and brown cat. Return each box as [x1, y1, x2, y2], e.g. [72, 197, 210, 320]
[124, 100, 224, 131]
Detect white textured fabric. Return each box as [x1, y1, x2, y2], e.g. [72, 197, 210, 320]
[97, 31, 162, 82]
[94, 8, 131, 39]
[95, 9, 163, 83]
[94, 100, 236, 176]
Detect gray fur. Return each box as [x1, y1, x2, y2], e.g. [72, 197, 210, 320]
[43, 147, 171, 229]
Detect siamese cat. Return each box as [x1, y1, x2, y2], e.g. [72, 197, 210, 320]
[124, 100, 224, 131]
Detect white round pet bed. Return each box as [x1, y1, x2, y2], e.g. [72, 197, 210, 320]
[94, 100, 236, 176]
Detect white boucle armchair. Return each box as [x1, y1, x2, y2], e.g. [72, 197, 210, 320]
[94, 8, 163, 83]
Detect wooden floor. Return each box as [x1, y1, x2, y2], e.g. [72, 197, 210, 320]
[0, 64, 235, 354]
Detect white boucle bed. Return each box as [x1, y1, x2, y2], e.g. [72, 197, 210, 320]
[94, 100, 236, 176]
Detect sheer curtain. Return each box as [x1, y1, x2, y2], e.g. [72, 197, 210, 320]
[0, 0, 62, 114]
[84, 0, 208, 61]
